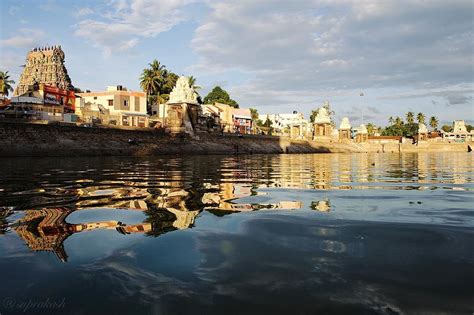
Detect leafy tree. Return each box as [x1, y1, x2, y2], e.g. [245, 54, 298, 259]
[203, 86, 239, 108]
[429, 116, 439, 130]
[416, 112, 425, 124]
[394, 116, 403, 127]
[366, 123, 377, 136]
[162, 72, 179, 95]
[382, 122, 418, 137]
[388, 116, 394, 125]
[310, 110, 318, 123]
[441, 125, 452, 132]
[256, 117, 274, 135]
[466, 124, 473, 132]
[0, 71, 15, 96]
[249, 108, 259, 121]
[406, 111, 415, 124]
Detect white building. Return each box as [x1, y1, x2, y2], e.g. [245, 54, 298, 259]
[76, 86, 148, 127]
[260, 112, 311, 138]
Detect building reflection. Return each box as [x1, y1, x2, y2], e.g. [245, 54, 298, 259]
[311, 199, 331, 212]
[13, 207, 153, 262]
[7, 153, 472, 261]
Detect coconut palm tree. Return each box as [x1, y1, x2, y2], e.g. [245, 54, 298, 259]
[417, 112, 425, 124]
[149, 59, 166, 75]
[188, 76, 201, 94]
[429, 116, 439, 130]
[394, 116, 403, 126]
[0, 71, 15, 97]
[406, 111, 415, 124]
[140, 69, 159, 97]
[140, 68, 161, 113]
[148, 59, 167, 98]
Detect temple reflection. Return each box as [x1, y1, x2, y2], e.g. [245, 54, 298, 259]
[3, 152, 473, 262]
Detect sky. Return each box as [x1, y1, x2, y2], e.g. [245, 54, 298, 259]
[0, 0, 473, 126]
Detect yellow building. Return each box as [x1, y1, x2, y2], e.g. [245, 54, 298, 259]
[76, 85, 148, 127]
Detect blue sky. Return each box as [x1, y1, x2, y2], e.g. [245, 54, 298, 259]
[1, 0, 473, 126]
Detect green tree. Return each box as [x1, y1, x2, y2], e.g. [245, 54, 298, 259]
[429, 116, 439, 130]
[406, 111, 415, 124]
[203, 86, 239, 108]
[140, 68, 161, 113]
[188, 76, 201, 93]
[310, 110, 318, 123]
[441, 125, 452, 132]
[249, 108, 259, 121]
[366, 123, 376, 136]
[262, 117, 274, 135]
[388, 116, 394, 125]
[162, 72, 179, 95]
[394, 116, 403, 127]
[0, 71, 15, 96]
[416, 112, 425, 124]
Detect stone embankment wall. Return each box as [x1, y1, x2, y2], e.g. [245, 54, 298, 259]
[360, 142, 470, 153]
[0, 122, 470, 157]
[0, 122, 360, 157]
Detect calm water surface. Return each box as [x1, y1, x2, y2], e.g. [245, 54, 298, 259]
[0, 153, 473, 314]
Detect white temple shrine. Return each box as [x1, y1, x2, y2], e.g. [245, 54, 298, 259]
[165, 76, 202, 134]
[339, 117, 352, 141]
[313, 103, 332, 137]
[442, 120, 474, 142]
[355, 124, 368, 143]
[168, 76, 199, 104]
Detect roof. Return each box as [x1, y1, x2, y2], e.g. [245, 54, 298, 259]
[339, 117, 351, 130]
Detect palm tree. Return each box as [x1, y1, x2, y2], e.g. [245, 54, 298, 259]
[140, 69, 159, 97]
[140, 68, 161, 113]
[149, 59, 166, 74]
[417, 112, 425, 124]
[188, 76, 201, 94]
[366, 123, 376, 136]
[0, 71, 15, 97]
[406, 111, 414, 124]
[394, 116, 403, 126]
[148, 59, 167, 99]
[388, 116, 394, 125]
[429, 116, 439, 130]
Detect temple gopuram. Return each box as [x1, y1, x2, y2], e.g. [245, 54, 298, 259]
[14, 45, 73, 96]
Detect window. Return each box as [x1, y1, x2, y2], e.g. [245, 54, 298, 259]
[124, 100, 128, 107]
[93, 96, 97, 100]
[135, 97, 140, 112]
[108, 99, 113, 106]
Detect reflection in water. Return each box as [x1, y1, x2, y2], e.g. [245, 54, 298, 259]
[0, 153, 473, 314]
[1, 152, 473, 262]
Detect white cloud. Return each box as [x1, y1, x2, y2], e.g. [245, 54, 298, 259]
[74, 7, 94, 18]
[74, 0, 198, 55]
[190, 0, 474, 114]
[0, 28, 45, 48]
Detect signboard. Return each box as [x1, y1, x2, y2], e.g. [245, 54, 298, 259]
[42, 85, 76, 112]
